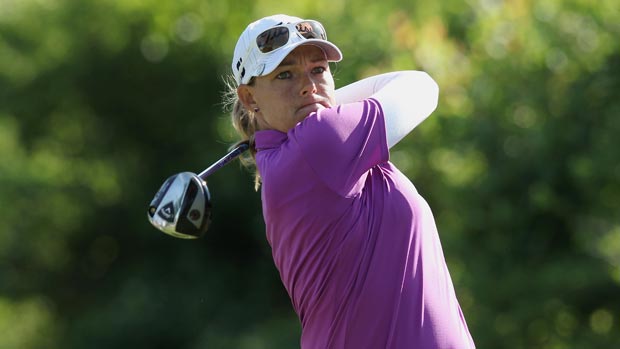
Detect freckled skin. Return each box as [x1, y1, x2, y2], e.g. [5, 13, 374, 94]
[237, 45, 336, 133]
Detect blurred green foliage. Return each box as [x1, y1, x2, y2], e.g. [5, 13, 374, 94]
[1, 0, 619, 348]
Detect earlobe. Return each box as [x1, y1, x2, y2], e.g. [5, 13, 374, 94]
[237, 83, 268, 130]
[237, 85, 257, 112]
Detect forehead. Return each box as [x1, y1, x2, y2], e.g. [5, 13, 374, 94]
[279, 45, 327, 66]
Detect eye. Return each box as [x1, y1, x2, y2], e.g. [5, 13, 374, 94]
[276, 71, 292, 79]
[312, 66, 327, 74]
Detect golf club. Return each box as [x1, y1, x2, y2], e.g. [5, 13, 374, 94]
[147, 141, 250, 239]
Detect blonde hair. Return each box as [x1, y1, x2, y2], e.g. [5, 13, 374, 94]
[222, 75, 262, 190]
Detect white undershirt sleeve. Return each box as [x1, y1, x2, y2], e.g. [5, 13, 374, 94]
[335, 71, 439, 148]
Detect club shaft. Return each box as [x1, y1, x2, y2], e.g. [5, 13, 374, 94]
[197, 142, 249, 180]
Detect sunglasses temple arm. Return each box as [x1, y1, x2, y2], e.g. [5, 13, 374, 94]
[197, 141, 250, 180]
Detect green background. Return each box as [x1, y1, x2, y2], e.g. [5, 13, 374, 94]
[1, 0, 619, 347]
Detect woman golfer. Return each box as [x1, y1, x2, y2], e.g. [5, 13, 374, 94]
[227, 14, 475, 349]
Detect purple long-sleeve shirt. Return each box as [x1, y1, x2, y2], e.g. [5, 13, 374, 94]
[255, 99, 475, 348]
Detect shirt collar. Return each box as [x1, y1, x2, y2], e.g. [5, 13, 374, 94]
[255, 129, 288, 151]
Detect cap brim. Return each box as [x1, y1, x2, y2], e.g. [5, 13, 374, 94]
[254, 39, 343, 79]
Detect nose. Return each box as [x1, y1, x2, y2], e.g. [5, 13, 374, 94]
[300, 72, 317, 96]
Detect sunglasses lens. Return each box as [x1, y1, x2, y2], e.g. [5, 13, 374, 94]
[296, 21, 326, 40]
[257, 26, 289, 53]
[256, 21, 327, 54]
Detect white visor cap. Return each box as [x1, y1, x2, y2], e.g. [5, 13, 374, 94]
[231, 14, 343, 85]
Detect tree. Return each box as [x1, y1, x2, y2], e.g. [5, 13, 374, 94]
[1, 0, 618, 347]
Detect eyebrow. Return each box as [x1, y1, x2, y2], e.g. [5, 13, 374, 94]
[278, 55, 327, 67]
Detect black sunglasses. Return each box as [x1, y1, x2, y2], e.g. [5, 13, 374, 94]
[256, 20, 328, 53]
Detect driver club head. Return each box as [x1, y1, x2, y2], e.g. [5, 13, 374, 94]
[147, 172, 211, 239]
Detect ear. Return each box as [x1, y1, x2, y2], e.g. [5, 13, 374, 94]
[237, 85, 258, 112]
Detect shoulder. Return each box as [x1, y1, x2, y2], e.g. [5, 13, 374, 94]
[297, 99, 384, 134]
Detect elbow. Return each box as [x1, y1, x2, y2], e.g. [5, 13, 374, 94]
[406, 70, 439, 117]
[426, 72, 439, 115]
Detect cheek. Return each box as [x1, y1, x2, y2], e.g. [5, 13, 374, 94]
[321, 77, 336, 103]
[256, 90, 281, 109]
[325, 72, 335, 86]
[264, 91, 292, 113]
[321, 70, 335, 87]
[256, 90, 294, 122]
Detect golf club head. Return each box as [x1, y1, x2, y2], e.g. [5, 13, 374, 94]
[147, 172, 211, 239]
